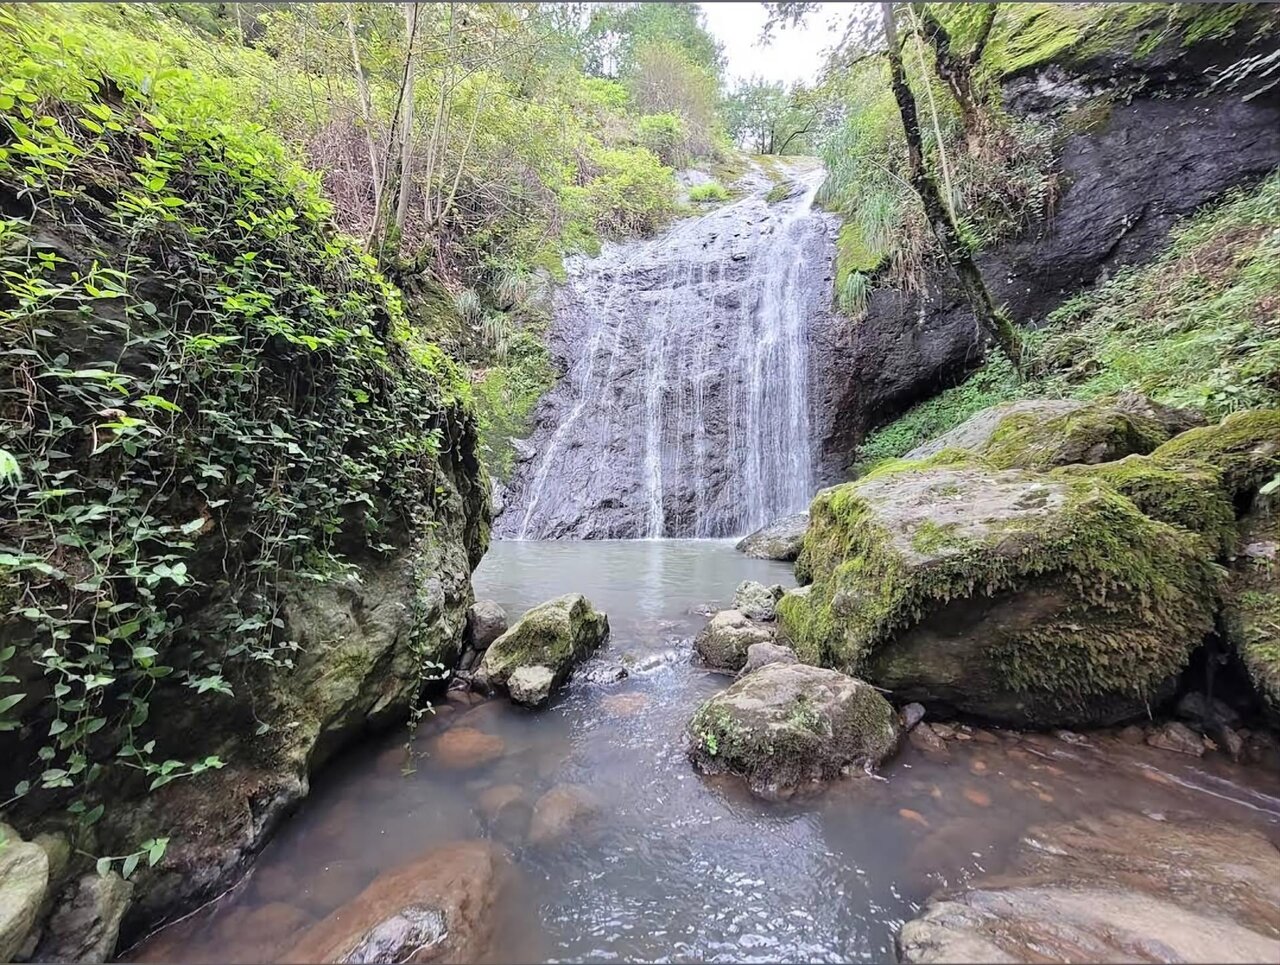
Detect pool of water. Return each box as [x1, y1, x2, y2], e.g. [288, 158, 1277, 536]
[128, 540, 1280, 963]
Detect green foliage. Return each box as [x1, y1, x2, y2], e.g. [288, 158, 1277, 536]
[636, 112, 687, 166]
[854, 355, 1021, 472]
[0, 4, 467, 832]
[473, 330, 557, 481]
[1030, 173, 1280, 415]
[688, 181, 730, 204]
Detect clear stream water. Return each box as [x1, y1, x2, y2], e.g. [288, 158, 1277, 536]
[131, 540, 1280, 964]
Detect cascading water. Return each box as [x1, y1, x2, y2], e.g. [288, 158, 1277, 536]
[497, 161, 837, 540]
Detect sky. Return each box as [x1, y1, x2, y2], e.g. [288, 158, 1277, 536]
[699, 2, 851, 89]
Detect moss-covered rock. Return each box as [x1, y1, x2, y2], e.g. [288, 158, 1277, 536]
[476, 594, 609, 706]
[978, 393, 1201, 470]
[1223, 512, 1280, 724]
[1152, 409, 1280, 504]
[780, 462, 1220, 727]
[735, 513, 809, 562]
[687, 663, 900, 798]
[1053, 453, 1238, 555]
[694, 610, 776, 672]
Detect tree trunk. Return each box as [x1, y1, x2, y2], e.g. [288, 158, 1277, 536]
[880, 1, 1020, 368]
[912, 2, 997, 152]
[345, 4, 383, 247]
[394, 2, 419, 237]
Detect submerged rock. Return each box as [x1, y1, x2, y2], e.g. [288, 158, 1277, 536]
[687, 663, 900, 798]
[735, 513, 809, 561]
[476, 594, 609, 707]
[282, 841, 510, 963]
[732, 580, 785, 621]
[693, 610, 775, 671]
[528, 785, 600, 847]
[897, 812, 1280, 963]
[779, 462, 1219, 727]
[430, 727, 507, 770]
[1145, 720, 1206, 757]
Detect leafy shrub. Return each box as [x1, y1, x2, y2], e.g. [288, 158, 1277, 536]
[637, 112, 687, 166]
[688, 181, 730, 203]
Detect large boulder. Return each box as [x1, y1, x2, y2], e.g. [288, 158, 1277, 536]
[0, 824, 48, 962]
[740, 642, 799, 676]
[735, 513, 809, 561]
[687, 663, 900, 798]
[282, 841, 510, 963]
[897, 812, 1280, 963]
[1223, 511, 1280, 723]
[475, 594, 609, 707]
[693, 610, 775, 672]
[904, 393, 1202, 471]
[779, 461, 1220, 727]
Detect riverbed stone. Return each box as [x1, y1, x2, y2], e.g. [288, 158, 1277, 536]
[900, 702, 926, 732]
[282, 841, 510, 964]
[732, 581, 785, 621]
[740, 642, 798, 675]
[687, 663, 901, 798]
[430, 727, 507, 770]
[476, 594, 609, 706]
[0, 824, 49, 963]
[897, 811, 1280, 963]
[35, 871, 133, 963]
[907, 721, 950, 760]
[465, 600, 507, 652]
[778, 462, 1220, 728]
[1145, 720, 1206, 757]
[528, 785, 600, 847]
[735, 513, 809, 561]
[694, 610, 775, 671]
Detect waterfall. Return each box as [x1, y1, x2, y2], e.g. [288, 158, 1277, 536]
[500, 162, 836, 540]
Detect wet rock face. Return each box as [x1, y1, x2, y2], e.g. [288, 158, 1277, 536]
[815, 56, 1280, 472]
[35, 872, 134, 963]
[897, 811, 1280, 963]
[687, 663, 901, 798]
[283, 841, 511, 964]
[465, 600, 508, 652]
[0, 824, 49, 962]
[497, 165, 839, 539]
[1224, 511, 1280, 724]
[735, 513, 809, 561]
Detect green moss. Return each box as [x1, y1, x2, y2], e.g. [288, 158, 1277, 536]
[1054, 454, 1238, 556]
[980, 400, 1170, 471]
[783, 466, 1220, 708]
[473, 329, 557, 481]
[688, 181, 730, 203]
[478, 594, 608, 685]
[1152, 409, 1280, 501]
[1223, 514, 1280, 720]
[765, 182, 792, 204]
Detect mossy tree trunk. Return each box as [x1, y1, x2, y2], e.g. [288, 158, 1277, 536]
[911, 2, 997, 151]
[880, 1, 1021, 369]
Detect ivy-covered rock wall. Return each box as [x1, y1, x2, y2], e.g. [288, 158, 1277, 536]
[0, 6, 487, 946]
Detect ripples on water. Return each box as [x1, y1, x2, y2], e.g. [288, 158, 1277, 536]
[129, 541, 1280, 964]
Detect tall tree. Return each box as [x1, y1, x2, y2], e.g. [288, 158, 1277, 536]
[911, 2, 998, 149]
[879, 1, 1020, 367]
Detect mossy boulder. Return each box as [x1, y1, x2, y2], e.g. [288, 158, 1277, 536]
[687, 663, 900, 798]
[779, 463, 1220, 727]
[1053, 453, 1238, 555]
[694, 610, 776, 671]
[476, 594, 609, 707]
[1223, 512, 1280, 724]
[905, 394, 1201, 472]
[1152, 409, 1280, 504]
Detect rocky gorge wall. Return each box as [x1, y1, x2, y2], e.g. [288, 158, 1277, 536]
[812, 26, 1280, 476]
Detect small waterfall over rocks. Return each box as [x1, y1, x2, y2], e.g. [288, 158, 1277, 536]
[497, 161, 838, 540]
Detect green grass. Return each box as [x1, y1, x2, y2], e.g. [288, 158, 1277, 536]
[688, 181, 730, 203]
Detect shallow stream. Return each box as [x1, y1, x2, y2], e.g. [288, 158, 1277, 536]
[130, 540, 1280, 963]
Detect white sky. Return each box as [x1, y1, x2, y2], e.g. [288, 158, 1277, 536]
[699, 2, 851, 89]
